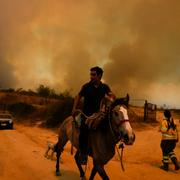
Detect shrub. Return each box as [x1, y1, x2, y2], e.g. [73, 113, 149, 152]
[45, 97, 73, 128]
[8, 102, 35, 117]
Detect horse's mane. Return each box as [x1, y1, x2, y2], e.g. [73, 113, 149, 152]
[111, 93, 129, 110]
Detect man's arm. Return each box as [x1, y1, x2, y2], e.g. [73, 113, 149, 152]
[105, 92, 116, 102]
[72, 94, 82, 116]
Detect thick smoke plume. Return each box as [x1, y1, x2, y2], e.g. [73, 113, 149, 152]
[0, 0, 180, 107]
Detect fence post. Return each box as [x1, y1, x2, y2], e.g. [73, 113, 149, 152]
[144, 100, 148, 121]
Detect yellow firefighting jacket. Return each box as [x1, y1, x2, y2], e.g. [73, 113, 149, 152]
[159, 118, 178, 140]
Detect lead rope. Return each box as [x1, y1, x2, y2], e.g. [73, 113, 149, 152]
[108, 108, 125, 172]
[116, 142, 125, 171]
[71, 118, 75, 155]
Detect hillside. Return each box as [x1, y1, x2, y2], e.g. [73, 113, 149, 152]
[0, 91, 73, 127]
[1, 91, 180, 128]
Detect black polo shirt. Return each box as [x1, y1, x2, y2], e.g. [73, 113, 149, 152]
[79, 81, 111, 116]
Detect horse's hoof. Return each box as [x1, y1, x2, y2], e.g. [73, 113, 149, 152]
[56, 171, 61, 176]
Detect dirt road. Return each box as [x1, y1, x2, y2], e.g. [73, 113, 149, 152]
[0, 125, 58, 180]
[0, 122, 180, 180]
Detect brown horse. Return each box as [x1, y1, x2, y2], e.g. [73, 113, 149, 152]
[55, 95, 135, 180]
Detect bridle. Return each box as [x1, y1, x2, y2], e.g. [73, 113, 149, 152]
[108, 105, 129, 144]
[118, 119, 130, 125]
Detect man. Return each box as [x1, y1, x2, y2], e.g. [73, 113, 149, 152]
[72, 66, 115, 164]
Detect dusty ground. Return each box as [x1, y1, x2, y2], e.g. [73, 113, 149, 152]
[0, 114, 180, 180]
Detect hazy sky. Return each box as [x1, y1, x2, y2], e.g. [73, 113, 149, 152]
[0, 0, 180, 108]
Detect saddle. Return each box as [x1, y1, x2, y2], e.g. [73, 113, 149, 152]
[74, 111, 106, 130]
[85, 111, 106, 130]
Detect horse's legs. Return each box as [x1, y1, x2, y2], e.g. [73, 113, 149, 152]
[89, 166, 97, 180]
[74, 150, 85, 178]
[55, 135, 68, 176]
[95, 164, 109, 180]
[56, 148, 61, 176]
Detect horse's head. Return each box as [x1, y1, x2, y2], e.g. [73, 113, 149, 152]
[110, 94, 135, 145]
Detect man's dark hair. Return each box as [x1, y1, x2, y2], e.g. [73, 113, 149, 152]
[90, 66, 103, 76]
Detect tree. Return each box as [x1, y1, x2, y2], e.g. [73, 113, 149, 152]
[36, 84, 51, 98]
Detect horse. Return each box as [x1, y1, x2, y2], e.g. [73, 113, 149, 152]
[55, 94, 135, 180]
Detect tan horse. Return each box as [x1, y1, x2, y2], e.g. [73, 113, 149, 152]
[55, 95, 135, 180]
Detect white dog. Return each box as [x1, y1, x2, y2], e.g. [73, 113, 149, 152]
[44, 141, 56, 160]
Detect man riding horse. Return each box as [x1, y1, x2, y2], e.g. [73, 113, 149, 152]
[72, 66, 115, 164]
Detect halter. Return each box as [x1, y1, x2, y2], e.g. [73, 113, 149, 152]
[108, 106, 129, 144]
[118, 119, 130, 125]
[108, 105, 130, 172]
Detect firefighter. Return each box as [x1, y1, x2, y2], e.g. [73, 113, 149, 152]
[159, 109, 179, 171]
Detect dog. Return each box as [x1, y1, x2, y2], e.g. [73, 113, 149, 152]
[44, 141, 56, 160]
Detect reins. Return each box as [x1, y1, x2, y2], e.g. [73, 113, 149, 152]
[73, 109, 89, 119]
[71, 108, 126, 172]
[71, 109, 100, 155]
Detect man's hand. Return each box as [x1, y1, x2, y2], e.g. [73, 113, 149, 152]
[105, 92, 116, 102]
[71, 109, 76, 117]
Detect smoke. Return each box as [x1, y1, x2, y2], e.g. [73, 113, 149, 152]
[0, 0, 180, 107]
[104, 0, 180, 107]
[0, 0, 41, 88]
